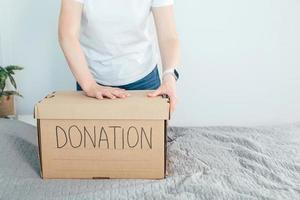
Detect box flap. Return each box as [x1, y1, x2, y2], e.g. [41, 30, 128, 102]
[35, 91, 170, 120]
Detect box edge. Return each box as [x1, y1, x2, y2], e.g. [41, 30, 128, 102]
[36, 119, 44, 178]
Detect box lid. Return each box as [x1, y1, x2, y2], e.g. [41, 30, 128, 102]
[34, 91, 170, 120]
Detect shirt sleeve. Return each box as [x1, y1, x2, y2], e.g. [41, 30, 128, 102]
[151, 0, 174, 7]
[73, 0, 84, 4]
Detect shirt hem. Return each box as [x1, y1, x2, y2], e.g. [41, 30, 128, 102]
[94, 62, 159, 87]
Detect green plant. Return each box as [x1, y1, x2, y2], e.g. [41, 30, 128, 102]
[0, 65, 23, 101]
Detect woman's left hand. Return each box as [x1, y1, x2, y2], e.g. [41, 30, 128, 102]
[147, 75, 177, 113]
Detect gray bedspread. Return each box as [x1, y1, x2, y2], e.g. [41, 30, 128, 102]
[0, 119, 299, 200]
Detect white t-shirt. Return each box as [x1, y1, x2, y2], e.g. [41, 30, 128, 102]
[74, 0, 174, 86]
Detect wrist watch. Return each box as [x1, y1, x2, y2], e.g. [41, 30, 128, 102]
[162, 68, 179, 81]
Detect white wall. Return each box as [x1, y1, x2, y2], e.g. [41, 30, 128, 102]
[1, 0, 300, 126]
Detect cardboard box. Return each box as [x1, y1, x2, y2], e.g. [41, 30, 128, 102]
[34, 91, 170, 179]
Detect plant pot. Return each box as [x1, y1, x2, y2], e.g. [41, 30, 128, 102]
[0, 95, 15, 117]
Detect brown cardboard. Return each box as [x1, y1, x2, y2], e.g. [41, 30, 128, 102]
[0, 95, 15, 117]
[34, 91, 170, 179]
[34, 91, 169, 120]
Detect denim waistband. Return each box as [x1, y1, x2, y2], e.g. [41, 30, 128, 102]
[76, 65, 161, 91]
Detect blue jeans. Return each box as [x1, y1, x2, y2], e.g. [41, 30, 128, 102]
[76, 65, 161, 91]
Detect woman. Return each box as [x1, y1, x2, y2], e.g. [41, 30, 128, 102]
[58, 0, 181, 112]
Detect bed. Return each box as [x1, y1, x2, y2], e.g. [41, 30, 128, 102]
[0, 119, 299, 200]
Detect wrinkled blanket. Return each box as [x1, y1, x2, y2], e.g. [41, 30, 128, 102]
[0, 119, 299, 200]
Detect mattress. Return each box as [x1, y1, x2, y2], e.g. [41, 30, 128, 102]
[0, 119, 299, 200]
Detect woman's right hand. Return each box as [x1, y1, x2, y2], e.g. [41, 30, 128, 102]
[59, 1, 130, 100]
[84, 83, 130, 100]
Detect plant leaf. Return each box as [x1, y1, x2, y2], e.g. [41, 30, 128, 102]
[9, 70, 15, 75]
[0, 73, 8, 92]
[1, 90, 23, 97]
[8, 74, 17, 89]
[5, 65, 23, 71]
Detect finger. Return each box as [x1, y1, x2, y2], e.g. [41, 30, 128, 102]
[103, 91, 116, 99]
[95, 92, 103, 100]
[125, 92, 131, 97]
[112, 89, 130, 98]
[112, 90, 127, 98]
[116, 88, 130, 96]
[147, 88, 163, 97]
[118, 89, 130, 97]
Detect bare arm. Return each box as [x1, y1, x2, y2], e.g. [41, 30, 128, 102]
[152, 5, 181, 72]
[58, 0, 95, 92]
[148, 5, 181, 112]
[58, 0, 129, 99]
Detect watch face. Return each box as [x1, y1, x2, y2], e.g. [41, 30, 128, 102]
[174, 69, 179, 80]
